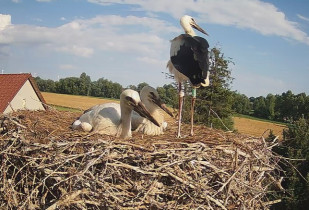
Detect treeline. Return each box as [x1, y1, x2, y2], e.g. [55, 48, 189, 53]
[35, 73, 178, 102]
[35, 73, 122, 99]
[232, 91, 309, 123]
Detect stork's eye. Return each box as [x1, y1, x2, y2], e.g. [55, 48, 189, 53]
[125, 96, 135, 105]
[191, 18, 195, 22]
[150, 92, 156, 100]
[149, 92, 158, 103]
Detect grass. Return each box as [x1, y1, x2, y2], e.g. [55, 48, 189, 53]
[233, 115, 286, 139]
[234, 113, 287, 126]
[50, 105, 81, 112]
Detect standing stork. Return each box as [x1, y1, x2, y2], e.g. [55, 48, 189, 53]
[167, 15, 210, 137]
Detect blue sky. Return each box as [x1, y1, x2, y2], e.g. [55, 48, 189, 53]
[1, 0, 309, 97]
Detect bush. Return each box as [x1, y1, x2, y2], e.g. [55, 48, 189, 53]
[271, 117, 309, 209]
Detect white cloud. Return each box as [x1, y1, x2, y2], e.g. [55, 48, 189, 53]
[70, 15, 179, 33]
[0, 14, 174, 58]
[0, 14, 11, 31]
[11, 0, 21, 3]
[33, 18, 43, 22]
[88, 0, 309, 45]
[136, 56, 165, 66]
[57, 45, 94, 57]
[297, 14, 309, 22]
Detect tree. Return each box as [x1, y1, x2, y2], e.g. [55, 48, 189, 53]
[56, 77, 80, 95]
[305, 95, 309, 119]
[253, 96, 267, 118]
[90, 78, 122, 99]
[271, 117, 309, 209]
[110, 82, 123, 99]
[266, 94, 276, 120]
[79, 72, 91, 96]
[276, 90, 296, 122]
[137, 82, 149, 93]
[126, 85, 137, 91]
[231, 91, 251, 115]
[157, 84, 178, 108]
[295, 93, 307, 120]
[35, 77, 57, 93]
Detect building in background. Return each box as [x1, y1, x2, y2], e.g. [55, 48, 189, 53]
[0, 73, 47, 114]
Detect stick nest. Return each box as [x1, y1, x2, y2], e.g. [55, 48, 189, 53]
[0, 110, 283, 209]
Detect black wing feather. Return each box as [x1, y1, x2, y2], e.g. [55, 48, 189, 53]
[170, 34, 209, 86]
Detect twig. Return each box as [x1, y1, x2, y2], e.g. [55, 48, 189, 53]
[210, 108, 230, 131]
[217, 158, 248, 193]
[206, 195, 227, 210]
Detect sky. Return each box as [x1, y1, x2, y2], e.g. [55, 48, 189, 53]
[0, 0, 309, 97]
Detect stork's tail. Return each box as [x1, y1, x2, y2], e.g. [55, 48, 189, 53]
[72, 119, 81, 129]
[72, 119, 93, 132]
[200, 70, 210, 87]
[166, 60, 173, 74]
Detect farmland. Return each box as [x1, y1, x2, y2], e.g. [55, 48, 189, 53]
[233, 116, 286, 139]
[42, 92, 119, 111]
[42, 92, 286, 139]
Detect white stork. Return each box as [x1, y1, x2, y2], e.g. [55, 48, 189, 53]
[131, 86, 173, 135]
[72, 89, 160, 139]
[167, 15, 210, 137]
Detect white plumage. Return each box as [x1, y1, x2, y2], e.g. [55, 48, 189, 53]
[72, 89, 159, 139]
[131, 86, 173, 135]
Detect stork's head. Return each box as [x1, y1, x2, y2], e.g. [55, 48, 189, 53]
[180, 15, 208, 36]
[121, 89, 160, 127]
[140, 86, 174, 117]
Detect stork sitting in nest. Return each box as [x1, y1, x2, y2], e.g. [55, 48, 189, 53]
[131, 86, 173, 135]
[72, 89, 159, 139]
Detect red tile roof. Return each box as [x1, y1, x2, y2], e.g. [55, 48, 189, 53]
[0, 73, 47, 113]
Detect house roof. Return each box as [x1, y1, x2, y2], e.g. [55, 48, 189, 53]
[0, 73, 47, 113]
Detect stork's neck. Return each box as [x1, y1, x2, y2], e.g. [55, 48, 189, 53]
[143, 100, 164, 125]
[119, 103, 132, 139]
[181, 21, 196, 36]
[135, 118, 165, 135]
[185, 28, 196, 36]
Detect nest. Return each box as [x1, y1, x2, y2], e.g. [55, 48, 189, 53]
[0, 110, 283, 209]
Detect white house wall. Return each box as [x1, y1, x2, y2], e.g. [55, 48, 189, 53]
[4, 80, 45, 114]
